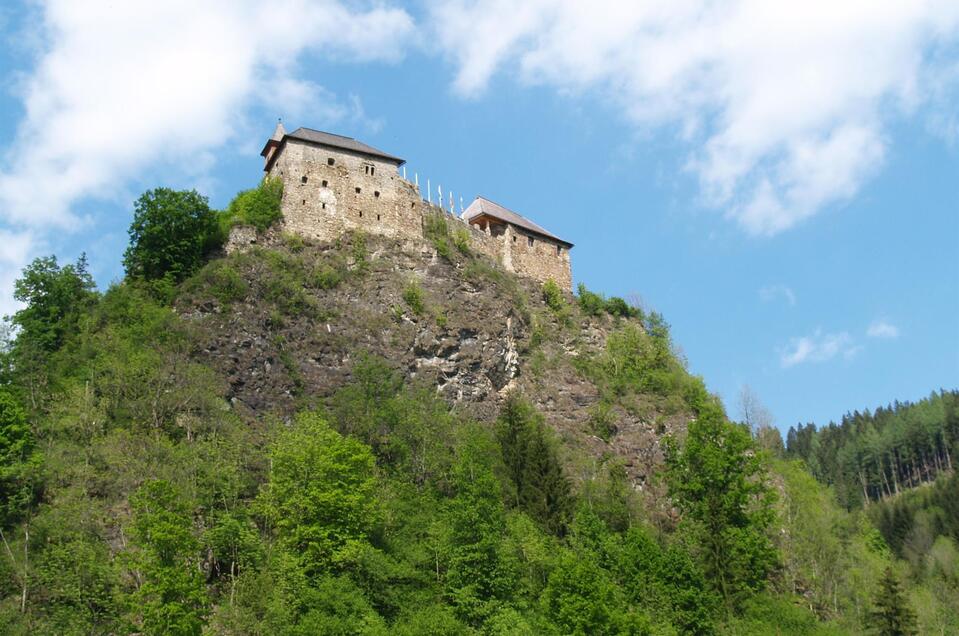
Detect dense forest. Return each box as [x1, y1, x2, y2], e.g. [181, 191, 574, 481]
[0, 180, 956, 634]
[786, 392, 958, 509]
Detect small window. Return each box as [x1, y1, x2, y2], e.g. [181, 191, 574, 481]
[374, 191, 380, 198]
[376, 214, 381, 221]
[355, 187, 361, 194]
[359, 211, 363, 217]
[302, 199, 306, 205]
[322, 203, 327, 209]
[527, 236, 534, 248]
[364, 164, 375, 175]
[300, 175, 307, 184]
[557, 245, 562, 255]
[322, 180, 328, 187]
[328, 158, 335, 166]
[411, 202, 415, 208]
[512, 235, 517, 243]
[371, 166, 375, 176]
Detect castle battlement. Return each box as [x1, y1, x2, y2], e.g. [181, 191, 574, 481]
[235, 123, 573, 290]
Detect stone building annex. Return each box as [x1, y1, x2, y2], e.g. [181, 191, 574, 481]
[237, 122, 574, 290]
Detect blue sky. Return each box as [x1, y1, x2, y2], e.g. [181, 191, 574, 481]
[0, 1, 957, 432]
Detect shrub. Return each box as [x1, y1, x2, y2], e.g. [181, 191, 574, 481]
[577, 284, 642, 320]
[350, 232, 369, 274]
[604, 296, 637, 319]
[402, 280, 426, 316]
[260, 251, 315, 317]
[222, 176, 284, 232]
[577, 283, 605, 316]
[542, 280, 565, 312]
[453, 228, 471, 255]
[589, 402, 617, 441]
[312, 264, 343, 290]
[281, 232, 305, 252]
[424, 212, 455, 260]
[185, 261, 249, 306]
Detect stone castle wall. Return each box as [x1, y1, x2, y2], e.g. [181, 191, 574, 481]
[236, 139, 573, 290]
[268, 139, 424, 244]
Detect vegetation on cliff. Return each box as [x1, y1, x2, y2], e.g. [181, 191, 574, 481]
[0, 186, 955, 634]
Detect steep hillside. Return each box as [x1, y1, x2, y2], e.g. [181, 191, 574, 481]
[2, 186, 955, 635]
[177, 225, 698, 496]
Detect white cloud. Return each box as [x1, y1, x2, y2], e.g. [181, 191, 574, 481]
[429, 0, 959, 235]
[0, 0, 413, 313]
[759, 284, 796, 306]
[0, 0, 414, 232]
[780, 329, 859, 368]
[867, 319, 900, 339]
[0, 229, 36, 317]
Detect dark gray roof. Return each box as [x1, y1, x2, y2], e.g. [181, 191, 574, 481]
[463, 196, 573, 247]
[282, 127, 404, 165]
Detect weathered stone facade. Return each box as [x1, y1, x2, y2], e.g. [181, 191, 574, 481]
[467, 218, 573, 292]
[253, 126, 574, 290]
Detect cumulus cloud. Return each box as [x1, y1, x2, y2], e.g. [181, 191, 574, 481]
[759, 284, 796, 306]
[429, 0, 959, 235]
[780, 329, 859, 368]
[867, 319, 900, 339]
[0, 0, 414, 231]
[0, 229, 36, 317]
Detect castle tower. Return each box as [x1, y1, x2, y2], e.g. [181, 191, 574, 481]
[259, 126, 424, 243]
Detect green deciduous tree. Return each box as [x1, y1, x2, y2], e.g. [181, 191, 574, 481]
[257, 411, 379, 575]
[9, 255, 97, 405]
[444, 437, 515, 625]
[541, 550, 651, 635]
[0, 391, 40, 528]
[10, 254, 96, 356]
[614, 525, 717, 634]
[123, 188, 220, 285]
[128, 480, 209, 636]
[664, 403, 777, 613]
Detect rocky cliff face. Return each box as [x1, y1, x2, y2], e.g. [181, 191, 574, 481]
[177, 231, 690, 496]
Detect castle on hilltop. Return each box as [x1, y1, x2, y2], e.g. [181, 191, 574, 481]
[238, 122, 573, 290]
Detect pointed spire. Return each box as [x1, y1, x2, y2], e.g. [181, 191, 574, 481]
[272, 118, 286, 141]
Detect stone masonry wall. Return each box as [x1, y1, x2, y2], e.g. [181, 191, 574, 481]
[503, 225, 572, 291]
[246, 139, 573, 290]
[268, 139, 424, 244]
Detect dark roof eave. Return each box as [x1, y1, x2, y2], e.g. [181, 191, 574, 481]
[520, 229, 574, 248]
[469, 212, 573, 248]
[260, 138, 280, 157]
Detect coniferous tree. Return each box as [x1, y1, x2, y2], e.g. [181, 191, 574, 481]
[496, 394, 571, 536]
[867, 567, 918, 635]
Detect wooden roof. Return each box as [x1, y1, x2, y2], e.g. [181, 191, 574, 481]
[463, 196, 573, 247]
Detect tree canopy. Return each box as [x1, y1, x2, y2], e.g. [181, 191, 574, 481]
[123, 188, 221, 285]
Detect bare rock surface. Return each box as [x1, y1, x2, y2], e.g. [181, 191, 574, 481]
[178, 233, 690, 493]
